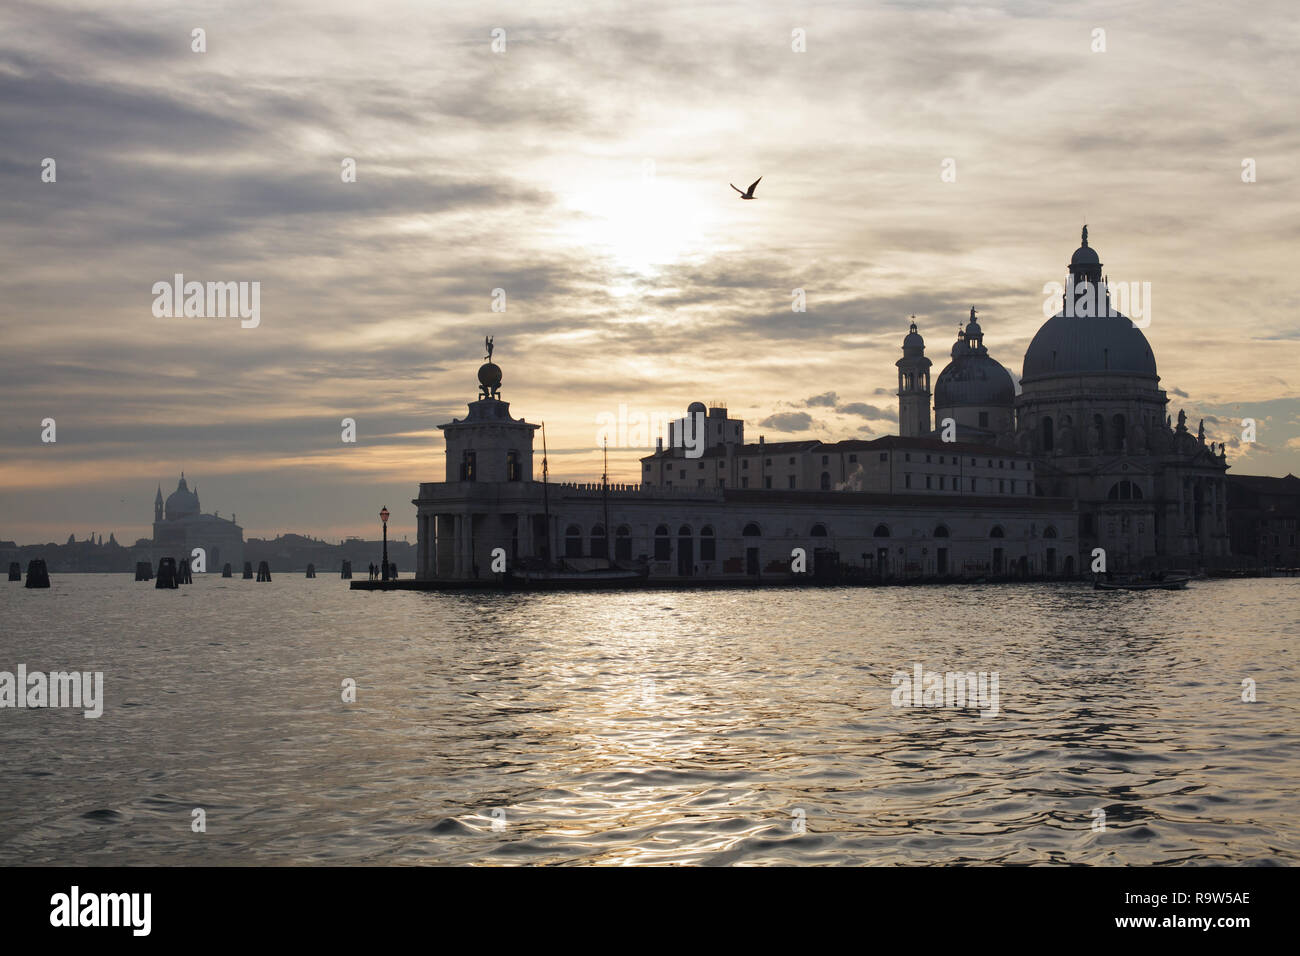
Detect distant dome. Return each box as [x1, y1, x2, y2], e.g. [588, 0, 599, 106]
[687, 401, 707, 414]
[935, 353, 1016, 407]
[1023, 311, 1157, 381]
[902, 322, 924, 349]
[164, 475, 200, 520]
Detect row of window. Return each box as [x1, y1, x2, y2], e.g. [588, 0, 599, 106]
[1039, 413, 1148, 452]
[905, 474, 1035, 494]
[1259, 534, 1298, 547]
[650, 452, 1026, 474]
[562, 521, 1054, 544]
[902, 454, 1028, 470]
[660, 473, 1038, 494]
[459, 450, 523, 482]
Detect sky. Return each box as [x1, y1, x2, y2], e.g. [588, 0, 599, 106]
[1, 0, 1297, 546]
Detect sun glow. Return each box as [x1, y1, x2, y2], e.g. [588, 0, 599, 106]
[560, 174, 724, 276]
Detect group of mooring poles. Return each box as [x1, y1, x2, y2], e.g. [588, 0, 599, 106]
[15, 556, 361, 589]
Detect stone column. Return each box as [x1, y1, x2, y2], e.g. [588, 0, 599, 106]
[453, 514, 463, 578]
[435, 514, 453, 577]
[416, 514, 426, 579]
[463, 513, 473, 577]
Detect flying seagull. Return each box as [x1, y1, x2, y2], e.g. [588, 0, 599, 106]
[730, 176, 762, 199]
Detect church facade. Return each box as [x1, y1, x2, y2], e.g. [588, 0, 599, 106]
[411, 228, 1231, 584]
[149, 474, 245, 571]
[1013, 230, 1230, 566]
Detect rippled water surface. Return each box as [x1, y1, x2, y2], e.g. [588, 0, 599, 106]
[1, 574, 1297, 865]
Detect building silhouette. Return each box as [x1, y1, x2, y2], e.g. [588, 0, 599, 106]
[150, 474, 244, 570]
[409, 229, 1245, 581]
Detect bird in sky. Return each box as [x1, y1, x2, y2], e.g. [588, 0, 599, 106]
[730, 176, 762, 199]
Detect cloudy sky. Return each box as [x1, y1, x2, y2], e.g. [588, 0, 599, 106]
[1, 0, 1296, 545]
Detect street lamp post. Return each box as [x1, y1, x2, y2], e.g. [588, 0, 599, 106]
[380, 506, 390, 582]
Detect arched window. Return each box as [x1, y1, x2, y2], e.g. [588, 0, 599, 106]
[1093, 414, 1105, 448]
[565, 524, 582, 558]
[461, 450, 477, 481]
[990, 525, 1005, 538]
[742, 523, 762, 537]
[820, 471, 831, 490]
[678, 524, 692, 537]
[1041, 416, 1054, 452]
[1111, 414, 1126, 451]
[1044, 525, 1057, 538]
[654, 524, 671, 560]
[615, 525, 632, 561]
[506, 450, 521, 481]
[934, 525, 949, 537]
[1108, 480, 1143, 500]
[811, 523, 828, 537]
[700, 525, 716, 561]
[590, 523, 607, 558]
[873, 524, 890, 537]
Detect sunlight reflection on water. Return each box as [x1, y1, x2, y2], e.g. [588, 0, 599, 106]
[1, 575, 1297, 865]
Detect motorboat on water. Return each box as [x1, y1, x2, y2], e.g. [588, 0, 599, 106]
[1094, 571, 1191, 591]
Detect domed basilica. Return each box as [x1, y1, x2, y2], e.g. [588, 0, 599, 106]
[898, 227, 1230, 567]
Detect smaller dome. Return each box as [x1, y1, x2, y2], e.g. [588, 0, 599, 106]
[935, 354, 1016, 408]
[477, 362, 502, 390]
[1071, 245, 1100, 265]
[687, 401, 707, 414]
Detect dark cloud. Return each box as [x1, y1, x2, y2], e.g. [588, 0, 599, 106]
[836, 403, 897, 422]
[758, 411, 814, 432]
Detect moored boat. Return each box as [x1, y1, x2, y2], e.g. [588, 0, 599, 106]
[1094, 571, 1191, 591]
[503, 562, 650, 589]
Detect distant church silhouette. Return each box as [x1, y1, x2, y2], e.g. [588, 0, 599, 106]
[150, 474, 244, 570]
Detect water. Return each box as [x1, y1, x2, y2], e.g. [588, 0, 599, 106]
[1, 574, 1297, 865]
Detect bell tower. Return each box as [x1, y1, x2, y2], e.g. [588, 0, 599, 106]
[896, 318, 932, 437]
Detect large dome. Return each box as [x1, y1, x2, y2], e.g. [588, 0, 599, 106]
[164, 475, 200, 520]
[1022, 311, 1157, 382]
[1024, 227, 1158, 383]
[935, 353, 1016, 407]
